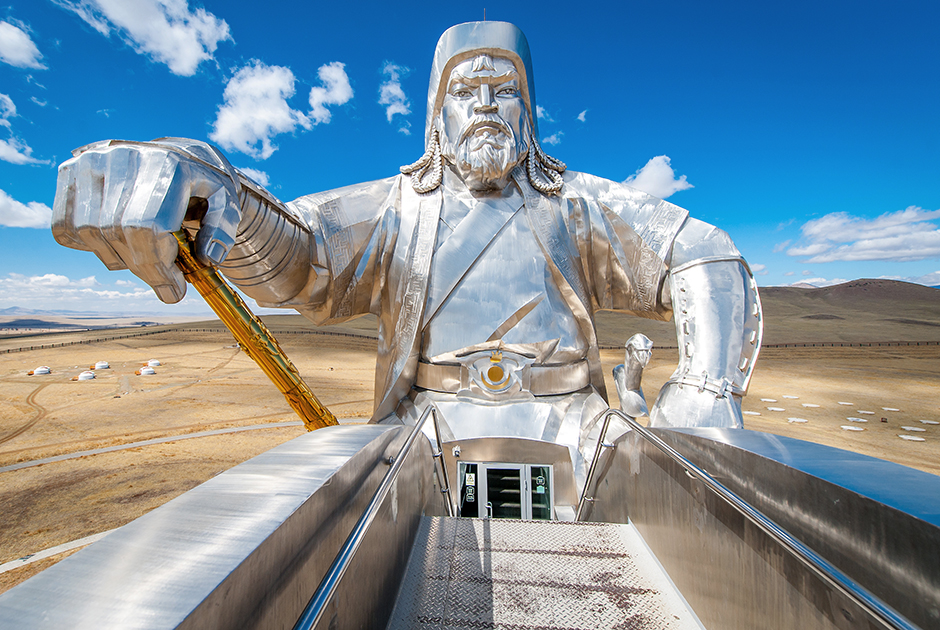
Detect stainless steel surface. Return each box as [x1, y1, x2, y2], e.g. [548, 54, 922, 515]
[387, 516, 702, 629]
[587, 411, 926, 629]
[0, 425, 443, 629]
[614, 332, 653, 418]
[650, 256, 762, 429]
[430, 407, 455, 517]
[653, 428, 940, 630]
[575, 409, 615, 521]
[51, 21, 762, 447]
[294, 406, 438, 630]
[53, 138, 243, 304]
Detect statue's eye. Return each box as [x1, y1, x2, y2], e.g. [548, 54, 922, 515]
[452, 88, 472, 98]
[497, 87, 518, 97]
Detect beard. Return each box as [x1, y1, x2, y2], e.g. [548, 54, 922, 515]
[445, 115, 527, 191]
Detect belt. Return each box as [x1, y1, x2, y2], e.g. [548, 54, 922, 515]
[416, 352, 591, 397]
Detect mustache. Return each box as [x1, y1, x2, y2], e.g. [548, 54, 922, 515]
[458, 114, 514, 145]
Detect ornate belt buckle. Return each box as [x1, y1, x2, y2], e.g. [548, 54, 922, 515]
[456, 349, 535, 400]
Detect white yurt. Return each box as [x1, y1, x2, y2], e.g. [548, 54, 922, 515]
[137, 366, 156, 376]
[77, 371, 96, 381]
[147, 359, 161, 367]
[92, 361, 110, 370]
[29, 366, 51, 375]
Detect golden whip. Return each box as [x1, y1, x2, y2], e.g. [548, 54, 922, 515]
[173, 230, 337, 430]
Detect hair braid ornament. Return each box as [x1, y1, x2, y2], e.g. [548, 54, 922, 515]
[401, 128, 566, 195]
[400, 129, 444, 193]
[526, 134, 566, 195]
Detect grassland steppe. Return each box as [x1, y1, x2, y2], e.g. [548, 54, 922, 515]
[1, 279, 939, 593]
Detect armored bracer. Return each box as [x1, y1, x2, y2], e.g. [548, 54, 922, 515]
[649, 221, 763, 429]
[119, 138, 316, 306]
[218, 174, 313, 305]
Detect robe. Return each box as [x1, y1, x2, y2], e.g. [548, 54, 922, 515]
[276, 167, 689, 422]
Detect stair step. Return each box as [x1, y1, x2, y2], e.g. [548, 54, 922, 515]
[387, 516, 702, 629]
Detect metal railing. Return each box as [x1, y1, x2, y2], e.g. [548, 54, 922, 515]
[581, 408, 919, 630]
[575, 409, 619, 521]
[292, 406, 453, 630]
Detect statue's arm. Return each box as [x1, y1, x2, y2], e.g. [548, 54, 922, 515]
[51, 137, 383, 313]
[648, 218, 762, 429]
[53, 137, 315, 305]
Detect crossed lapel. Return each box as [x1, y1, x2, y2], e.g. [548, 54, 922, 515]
[422, 193, 523, 328]
[513, 168, 608, 398]
[374, 177, 442, 420]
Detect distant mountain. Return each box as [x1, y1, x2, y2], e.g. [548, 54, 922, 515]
[762, 279, 940, 304]
[756, 279, 940, 344]
[0, 306, 109, 316]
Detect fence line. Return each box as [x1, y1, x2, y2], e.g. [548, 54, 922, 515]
[4, 328, 938, 355]
[0, 327, 378, 354]
[598, 340, 940, 350]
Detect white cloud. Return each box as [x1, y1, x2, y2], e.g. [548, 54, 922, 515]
[308, 61, 353, 124]
[56, 0, 231, 76]
[30, 97, 47, 107]
[784, 271, 795, 276]
[0, 272, 161, 309]
[0, 137, 45, 165]
[114, 279, 137, 287]
[542, 132, 563, 146]
[624, 155, 693, 199]
[210, 61, 311, 160]
[787, 207, 940, 263]
[0, 95, 47, 165]
[378, 62, 410, 133]
[791, 277, 848, 288]
[536, 106, 554, 122]
[238, 166, 270, 188]
[0, 188, 52, 228]
[801, 269, 813, 276]
[908, 271, 940, 287]
[0, 21, 45, 69]
[577, 109, 587, 122]
[211, 60, 352, 159]
[772, 240, 791, 253]
[0, 93, 15, 128]
[750, 263, 768, 276]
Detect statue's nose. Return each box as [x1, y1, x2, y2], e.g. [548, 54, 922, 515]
[473, 85, 497, 114]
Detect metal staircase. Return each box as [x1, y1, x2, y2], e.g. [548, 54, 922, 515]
[387, 516, 701, 630]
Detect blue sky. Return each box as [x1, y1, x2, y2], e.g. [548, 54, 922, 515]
[0, 0, 937, 315]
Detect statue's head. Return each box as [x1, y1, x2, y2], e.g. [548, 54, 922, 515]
[401, 22, 565, 195]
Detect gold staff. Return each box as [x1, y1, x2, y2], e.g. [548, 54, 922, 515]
[173, 230, 337, 431]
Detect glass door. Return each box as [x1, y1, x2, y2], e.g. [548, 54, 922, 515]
[483, 465, 524, 519]
[529, 465, 552, 520]
[474, 463, 553, 520]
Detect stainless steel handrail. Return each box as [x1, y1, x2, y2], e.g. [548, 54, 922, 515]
[293, 406, 450, 630]
[575, 409, 617, 520]
[601, 408, 919, 630]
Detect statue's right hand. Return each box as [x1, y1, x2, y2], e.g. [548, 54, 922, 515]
[52, 139, 242, 303]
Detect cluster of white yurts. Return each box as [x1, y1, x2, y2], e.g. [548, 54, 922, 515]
[28, 359, 163, 380]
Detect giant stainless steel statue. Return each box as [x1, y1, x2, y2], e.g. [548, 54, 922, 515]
[51, 21, 761, 486]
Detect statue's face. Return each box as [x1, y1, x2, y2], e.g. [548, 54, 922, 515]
[437, 55, 529, 192]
